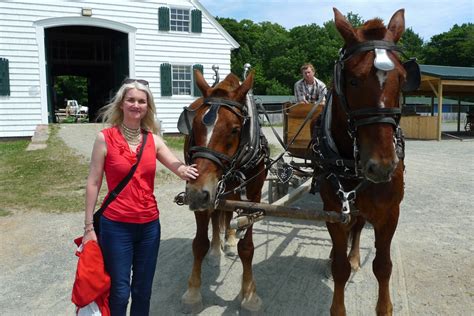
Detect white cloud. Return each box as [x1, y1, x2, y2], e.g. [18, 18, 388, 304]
[199, 0, 473, 41]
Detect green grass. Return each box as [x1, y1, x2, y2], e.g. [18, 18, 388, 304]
[0, 126, 90, 214]
[0, 128, 183, 215]
[163, 134, 185, 151]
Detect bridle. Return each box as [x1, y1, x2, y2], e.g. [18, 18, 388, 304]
[334, 40, 406, 137]
[178, 92, 269, 202]
[185, 97, 248, 174]
[310, 40, 419, 216]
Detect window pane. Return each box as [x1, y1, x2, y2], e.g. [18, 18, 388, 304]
[170, 8, 190, 32]
[172, 65, 191, 95]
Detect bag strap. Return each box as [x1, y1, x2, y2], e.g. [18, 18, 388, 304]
[94, 131, 149, 216]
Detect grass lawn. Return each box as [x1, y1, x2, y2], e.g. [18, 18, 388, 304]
[0, 127, 189, 215]
[0, 126, 90, 214]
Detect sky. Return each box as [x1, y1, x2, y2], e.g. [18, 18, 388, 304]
[198, 0, 474, 42]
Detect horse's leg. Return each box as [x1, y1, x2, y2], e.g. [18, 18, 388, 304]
[372, 208, 399, 316]
[348, 216, 366, 271]
[181, 211, 211, 314]
[238, 226, 262, 313]
[223, 210, 238, 256]
[327, 222, 351, 316]
[208, 210, 223, 266]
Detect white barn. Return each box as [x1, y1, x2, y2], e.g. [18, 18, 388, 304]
[0, 0, 239, 137]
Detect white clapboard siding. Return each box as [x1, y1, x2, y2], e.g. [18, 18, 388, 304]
[0, 0, 238, 137]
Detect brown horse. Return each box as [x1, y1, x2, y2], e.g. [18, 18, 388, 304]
[179, 70, 268, 313]
[311, 8, 417, 315]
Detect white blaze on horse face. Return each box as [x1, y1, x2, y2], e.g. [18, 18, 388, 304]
[374, 48, 394, 89]
[376, 70, 388, 89]
[204, 109, 218, 146]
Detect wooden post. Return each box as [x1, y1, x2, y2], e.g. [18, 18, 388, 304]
[437, 81, 443, 141]
[457, 97, 461, 132]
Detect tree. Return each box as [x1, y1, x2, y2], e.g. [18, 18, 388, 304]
[423, 23, 474, 66]
[399, 27, 425, 62]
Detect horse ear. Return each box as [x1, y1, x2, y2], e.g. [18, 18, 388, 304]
[234, 71, 254, 102]
[387, 9, 405, 43]
[333, 8, 358, 44]
[194, 69, 211, 97]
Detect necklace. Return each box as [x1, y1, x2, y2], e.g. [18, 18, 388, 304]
[121, 123, 141, 146]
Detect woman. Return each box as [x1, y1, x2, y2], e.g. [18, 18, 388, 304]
[81, 79, 198, 315]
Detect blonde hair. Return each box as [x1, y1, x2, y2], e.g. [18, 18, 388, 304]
[98, 81, 159, 134]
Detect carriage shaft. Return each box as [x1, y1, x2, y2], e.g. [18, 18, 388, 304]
[216, 199, 348, 223]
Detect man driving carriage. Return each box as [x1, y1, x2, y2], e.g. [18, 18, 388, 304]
[294, 63, 327, 104]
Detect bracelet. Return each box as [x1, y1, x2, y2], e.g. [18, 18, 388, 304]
[84, 226, 95, 233]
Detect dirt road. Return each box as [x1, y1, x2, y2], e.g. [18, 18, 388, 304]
[0, 125, 472, 315]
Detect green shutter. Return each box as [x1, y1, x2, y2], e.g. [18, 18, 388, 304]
[0, 58, 10, 96]
[160, 63, 172, 96]
[158, 7, 170, 31]
[191, 10, 202, 33]
[193, 64, 204, 97]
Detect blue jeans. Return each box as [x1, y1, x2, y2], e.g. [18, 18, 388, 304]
[100, 216, 161, 316]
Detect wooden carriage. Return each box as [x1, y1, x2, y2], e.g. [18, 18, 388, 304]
[267, 101, 324, 204]
[283, 101, 324, 160]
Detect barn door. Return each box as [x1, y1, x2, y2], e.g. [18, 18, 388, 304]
[113, 33, 129, 92]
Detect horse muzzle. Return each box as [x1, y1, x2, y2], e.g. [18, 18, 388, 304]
[185, 185, 217, 211]
[362, 157, 399, 183]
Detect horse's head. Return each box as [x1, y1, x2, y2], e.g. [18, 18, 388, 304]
[183, 70, 254, 210]
[332, 8, 409, 183]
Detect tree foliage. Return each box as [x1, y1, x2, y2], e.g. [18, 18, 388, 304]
[216, 15, 472, 95]
[423, 23, 474, 67]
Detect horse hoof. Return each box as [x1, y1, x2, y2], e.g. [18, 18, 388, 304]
[349, 256, 361, 271]
[240, 293, 263, 315]
[224, 244, 237, 257]
[181, 290, 203, 314]
[181, 300, 204, 314]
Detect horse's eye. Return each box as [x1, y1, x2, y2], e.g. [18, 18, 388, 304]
[231, 127, 240, 134]
[350, 78, 358, 86]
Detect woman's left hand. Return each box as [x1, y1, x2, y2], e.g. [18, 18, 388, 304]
[179, 164, 199, 180]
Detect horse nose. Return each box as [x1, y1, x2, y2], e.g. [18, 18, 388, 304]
[364, 158, 398, 183]
[186, 189, 212, 210]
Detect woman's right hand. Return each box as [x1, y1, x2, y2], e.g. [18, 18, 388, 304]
[82, 226, 98, 244]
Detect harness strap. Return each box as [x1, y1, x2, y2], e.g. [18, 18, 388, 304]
[203, 97, 244, 111]
[354, 116, 399, 128]
[342, 40, 401, 59]
[350, 107, 401, 117]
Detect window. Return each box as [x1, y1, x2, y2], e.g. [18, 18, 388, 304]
[158, 7, 202, 33]
[172, 65, 191, 95]
[160, 63, 203, 97]
[170, 8, 190, 32]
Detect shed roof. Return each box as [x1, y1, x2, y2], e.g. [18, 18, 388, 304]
[420, 65, 474, 80]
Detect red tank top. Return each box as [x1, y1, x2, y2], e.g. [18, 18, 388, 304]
[101, 126, 159, 223]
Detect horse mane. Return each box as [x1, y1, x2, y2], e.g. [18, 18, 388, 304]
[358, 18, 387, 40]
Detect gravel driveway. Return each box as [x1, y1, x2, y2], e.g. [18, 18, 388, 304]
[0, 124, 472, 315]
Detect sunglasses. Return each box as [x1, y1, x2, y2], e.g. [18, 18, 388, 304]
[122, 78, 149, 86]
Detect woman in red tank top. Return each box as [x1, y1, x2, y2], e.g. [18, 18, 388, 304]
[81, 79, 198, 316]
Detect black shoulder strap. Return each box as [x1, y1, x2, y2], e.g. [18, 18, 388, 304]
[94, 131, 149, 216]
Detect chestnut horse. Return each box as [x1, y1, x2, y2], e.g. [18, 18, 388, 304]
[311, 8, 419, 315]
[179, 70, 268, 313]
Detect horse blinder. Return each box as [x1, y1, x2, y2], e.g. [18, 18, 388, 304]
[402, 58, 421, 92]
